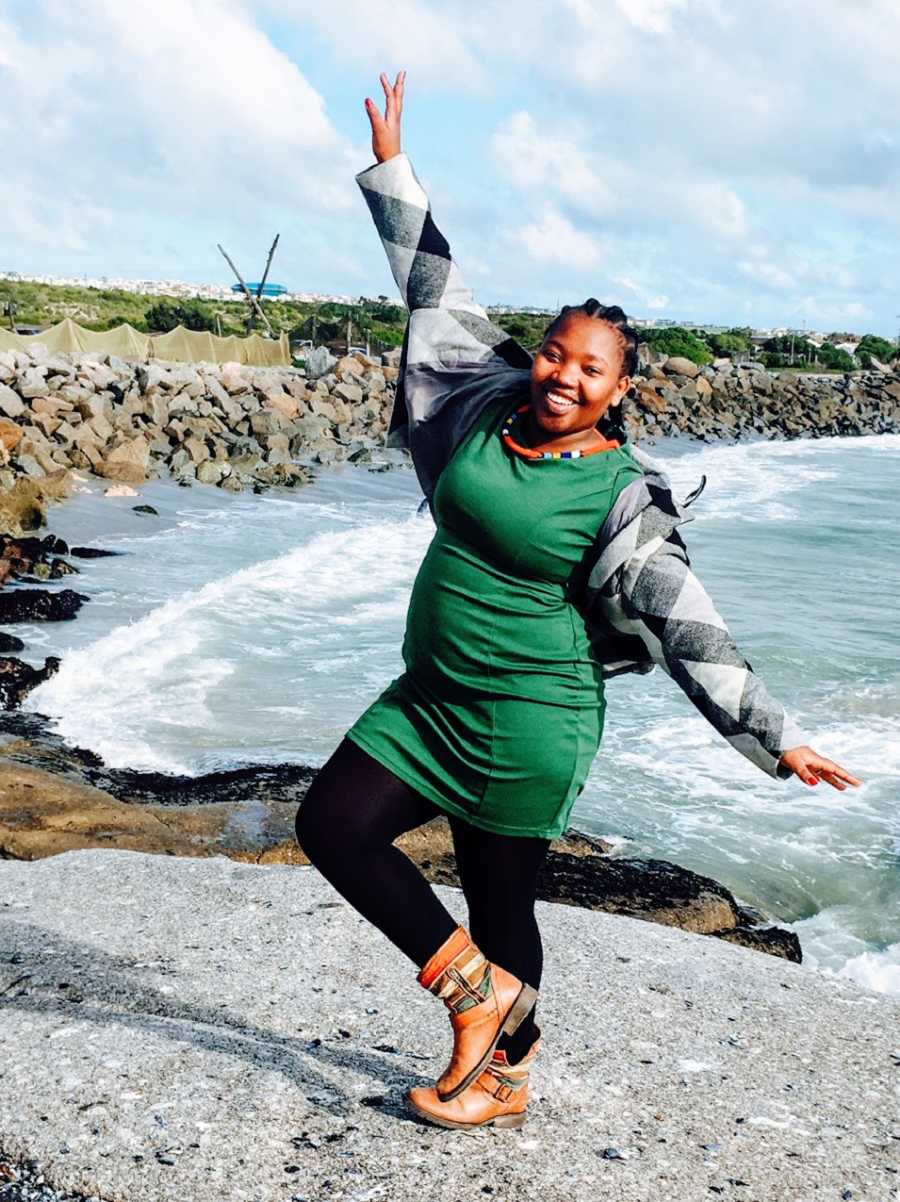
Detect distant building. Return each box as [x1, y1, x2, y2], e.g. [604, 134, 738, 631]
[231, 282, 288, 298]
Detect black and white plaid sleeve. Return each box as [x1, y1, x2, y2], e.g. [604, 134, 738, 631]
[602, 522, 810, 780]
[355, 154, 530, 372]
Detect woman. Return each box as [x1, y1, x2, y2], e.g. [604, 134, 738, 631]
[296, 70, 862, 1132]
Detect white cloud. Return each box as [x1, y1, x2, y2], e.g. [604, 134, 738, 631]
[512, 205, 603, 270]
[0, 0, 361, 269]
[258, 0, 490, 92]
[614, 0, 689, 34]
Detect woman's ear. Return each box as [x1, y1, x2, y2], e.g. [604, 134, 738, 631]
[614, 375, 631, 404]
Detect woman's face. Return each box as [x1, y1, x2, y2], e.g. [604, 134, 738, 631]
[528, 315, 631, 445]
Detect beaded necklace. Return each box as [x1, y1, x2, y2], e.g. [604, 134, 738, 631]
[500, 404, 620, 460]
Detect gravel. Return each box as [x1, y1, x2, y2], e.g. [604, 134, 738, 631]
[0, 849, 898, 1202]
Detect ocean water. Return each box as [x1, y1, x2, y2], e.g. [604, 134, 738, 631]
[13, 433, 900, 997]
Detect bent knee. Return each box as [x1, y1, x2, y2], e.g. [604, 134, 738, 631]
[295, 786, 390, 866]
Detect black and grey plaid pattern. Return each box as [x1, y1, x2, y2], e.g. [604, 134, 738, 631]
[356, 154, 530, 373]
[584, 451, 808, 778]
[356, 155, 808, 780]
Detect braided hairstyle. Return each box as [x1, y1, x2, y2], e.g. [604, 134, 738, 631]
[541, 300, 639, 444]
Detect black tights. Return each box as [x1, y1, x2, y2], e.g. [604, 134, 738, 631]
[295, 737, 548, 1062]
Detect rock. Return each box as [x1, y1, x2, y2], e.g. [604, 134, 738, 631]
[0, 418, 22, 453]
[715, 925, 801, 960]
[0, 632, 25, 652]
[196, 460, 226, 485]
[0, 655, 61, 710]
[184, 435, 211, 465]
[250, 410, 285, 436]
[0, 473, 71, 536]
[103, 483, 139, 497]
[0, 587, 88, 623]
[0, 849, 896, 1201]
[0, 383, 26, 418]
[663, 356, 700, 378]
[219, 362, 251, 394]
[17, 367, 50, 399]
[333, 382, 363, 405]
[304, 345, 336, 379]
[69, 544, 119, 557]
[98, 435, 150, 483]
[262, 388, 299, 421]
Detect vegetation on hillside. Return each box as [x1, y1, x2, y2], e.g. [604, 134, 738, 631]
[1, 279, 897, 372]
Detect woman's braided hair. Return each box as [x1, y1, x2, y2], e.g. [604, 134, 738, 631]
[541, 300, 639, 444]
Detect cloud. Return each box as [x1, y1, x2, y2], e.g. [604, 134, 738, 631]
[257, 0, 490, 91]
[2, 0, 898, 333]
[512, 205, 604, 270]
[0, 0, 362, 280]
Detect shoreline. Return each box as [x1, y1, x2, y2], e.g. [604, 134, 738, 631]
[0, 708, 799, 961]
[1, 356, 896, 980]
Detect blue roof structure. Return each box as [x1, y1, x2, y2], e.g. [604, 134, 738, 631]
[231, 282, 288, 297]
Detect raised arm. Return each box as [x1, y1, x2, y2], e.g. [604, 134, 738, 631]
[358, 72, 530, 372]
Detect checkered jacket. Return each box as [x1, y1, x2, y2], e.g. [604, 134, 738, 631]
[356, 153, 808, 780]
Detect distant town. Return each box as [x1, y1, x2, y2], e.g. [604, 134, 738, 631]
[0, 269, 874, 356]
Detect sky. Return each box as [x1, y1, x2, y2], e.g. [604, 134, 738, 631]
[1, 0, 899, 336]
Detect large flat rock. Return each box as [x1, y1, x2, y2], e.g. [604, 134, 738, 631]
[0, 850, 897, 1202]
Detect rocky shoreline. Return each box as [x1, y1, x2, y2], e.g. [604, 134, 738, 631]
[0, 345, 897, 511]
[2, 346, 897, 981]
[0, 707, 799, 962]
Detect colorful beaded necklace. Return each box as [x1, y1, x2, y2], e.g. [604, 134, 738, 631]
[500, 404, 620, 460]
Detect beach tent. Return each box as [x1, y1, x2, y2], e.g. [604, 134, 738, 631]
[0, 319, 289, 367]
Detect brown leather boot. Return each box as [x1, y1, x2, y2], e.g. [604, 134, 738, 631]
[417, 925, 537, 1102]
[408, 1035, 540, 1130]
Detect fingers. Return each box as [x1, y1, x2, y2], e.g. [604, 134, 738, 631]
[807, 758, 863, 791]
[396, 68, 405, 117]
[364, 97, 383, 127]
[379, 69, 405, 123]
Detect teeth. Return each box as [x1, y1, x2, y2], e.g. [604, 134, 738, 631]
[546, 390, 577, 411]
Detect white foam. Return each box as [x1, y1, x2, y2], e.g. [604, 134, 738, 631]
[653, 432, 898, 524]
[24, 513, 433, 772]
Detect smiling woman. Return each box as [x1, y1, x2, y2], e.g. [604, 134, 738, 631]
[526, 300, 638, 451]
[294, 68, 863, 1137]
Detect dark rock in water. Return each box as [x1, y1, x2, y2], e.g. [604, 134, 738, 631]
[132, 504, 159, 515]
[0, 655, 60, 710]
[0, 632, 25, 652]
[0, 588, 89, 623]
[69, 546, 120, 558]
[540, 851, 740, 931]
[714, 924, 802, 961]
[92, 760, 318, 806]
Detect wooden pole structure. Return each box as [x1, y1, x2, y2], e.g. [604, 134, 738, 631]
[216, 243, 273, 336]
[255, 234, 280, 300]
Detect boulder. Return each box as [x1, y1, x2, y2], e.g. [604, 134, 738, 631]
[0, 383, 26, 419]
[0, 655, 61, 710]
[17, 367, 50, 399]
[0, 418, 23, 453]
[196, 460, 227, 486]
[97, 435, 150, 484]
[0, 586, 87, 623]
[262, 389, 299, 421]
[662, 356, 700, 379]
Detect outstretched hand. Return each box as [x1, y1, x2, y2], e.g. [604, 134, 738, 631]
[364, 70, 405, 164]
[778, 745, 862, 789]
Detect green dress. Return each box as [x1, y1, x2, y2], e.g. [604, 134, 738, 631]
[346, 396, 645, 839]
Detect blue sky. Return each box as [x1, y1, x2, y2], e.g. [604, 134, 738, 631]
[1, 0, 899, 336]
